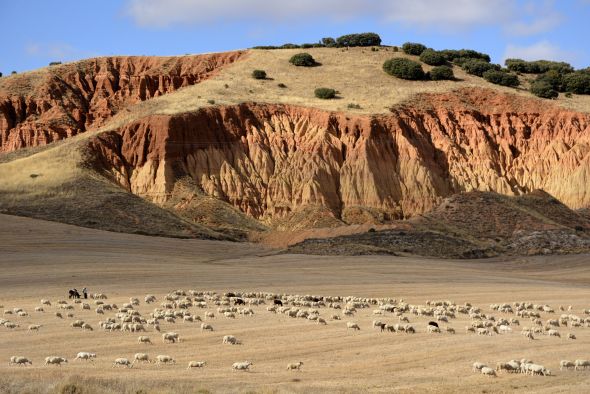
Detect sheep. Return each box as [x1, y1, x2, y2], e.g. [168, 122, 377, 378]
[347, 322, 360, 331]
[71, 320, 84, 328]
[232, 361, 252, 371]
[560, 360, 575, 370]
[41, 299, 51, 306]
[527, 364, 551, 376]
[317, 317, 327, 325]
[113, 358, 133, 368]
[575, 360, 590, 370]
[495, 362, 516, 373]
[568, 333, 576, 340]
[445, 327, 456, 334]
[477, 328, 491, 336]
[547, 329, 560, 338]
[201, 323, 213, 331]
[287, 361, 304, 371]
[28, 324, 41, 331]
[9, 356, 32, 366]
[130, 297, 140, 306]
[205, 312, 215, 319]
[156, 355, 176, 365]
[138, 336, 152, 345]
[187, 361, 207, 369]
[75, 352, 96, 361]
[472, 362, 487, 372]
[133, 353, 151, 364]
[428, 325, 441, 334]
[35, 307, 44, 312]
[81, 322, 93, 331]
[223, 335, 240, 345]
[481, 367, 496, 377]
[45, 356, 67, 366]
[4, 322, 19, 329]
[162, 332, 180, 343]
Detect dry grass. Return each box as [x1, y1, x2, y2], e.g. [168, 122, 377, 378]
[1, 214, 590, 393]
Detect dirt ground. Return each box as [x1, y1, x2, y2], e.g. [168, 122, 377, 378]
[1, 214, 590, 393]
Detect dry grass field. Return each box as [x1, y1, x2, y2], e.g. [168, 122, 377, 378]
[2, 214, 590, 393]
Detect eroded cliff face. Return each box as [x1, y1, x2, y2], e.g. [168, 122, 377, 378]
[86, 88, 590, 222]
[0, 51, 245, 152]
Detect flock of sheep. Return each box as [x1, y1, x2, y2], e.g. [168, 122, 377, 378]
[2, 290, 590, 379]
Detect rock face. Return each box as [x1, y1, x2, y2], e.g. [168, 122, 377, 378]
[87, 88, 590, 223]
[0, 51, 245, 152]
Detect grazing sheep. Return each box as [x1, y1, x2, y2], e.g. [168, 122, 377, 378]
[347, 322, 360, 331]
[45, 356, 67, 366]
[287, 361, 304, 371]
[81, 323, 93, 331]
[560, 360, 575, 370]
[75, 352, 96, 361]
[145, 295, 156, 304]
[548, 329, 560, 338]
[428, 325, 441, 334]
[9, 356, 32, 366]
[205, 312, 215, 319]
[156, 355, 176, 365]
[317, 317, 327, 325]
[133, 353, 151, 364]
[232, 361, 252, 371]
[35, 307, 44, 312]
[575, 360, 590, 370]
[223, 335, 240, 345]
[28, 324, 41, 332]
[113, 358, 132, 368]
[481, 367, 496, 377]
[162, 332, 180, 343]
[4, 322, 19, 329]
[472, 362, 487, 372]
[138, 336, 152, 345]
[41, 299, 51, 306]
[446, 327, 456, 334]
[201, 323, 213, 331]
[187, 361, 206, 369]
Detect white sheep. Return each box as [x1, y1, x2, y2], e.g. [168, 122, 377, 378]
[575, 360, 590, 370]
[223, 335, 240, 345]
[156, 355, 176, 365]
[138, 336, 152, 345]
[74, 352, 96, 361]
[428, 325, 441, 334]
[232, 361, 252, 371]
[113, 358, 132, 368]
[162, 332, 180, 343]
[133, 353, 151, 364]
[472, 362, 487, 372]
[9, 356, 32, 366]
[481, 367, 496, 377]
[201, 323, 213, 331]
[347, 322, 360, 331]
[560, 360, 575, 370]
[187, 361, 206, 369]
[287, 361, 303, 371]
[45, 356, 67, 366]
[547, 329, 560, 338]
[28, 324, 41, 331]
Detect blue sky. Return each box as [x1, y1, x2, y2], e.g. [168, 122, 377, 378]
[1, 0, 589, 74]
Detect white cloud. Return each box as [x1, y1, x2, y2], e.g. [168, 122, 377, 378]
[124, 0, 515, 30]
[503, 41, 576, 63]
[505, 14, 563, 36]
[25, 42, 97, 61]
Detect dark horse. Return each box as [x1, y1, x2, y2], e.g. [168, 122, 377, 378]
[234, 298, 245, 305]
[273, 299, 283, 306]
[68, 289, 81, 299]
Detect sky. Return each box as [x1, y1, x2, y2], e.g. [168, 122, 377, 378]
[1, 0, 589, 74]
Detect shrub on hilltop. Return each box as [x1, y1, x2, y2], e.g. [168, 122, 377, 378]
[383, 58, 425, 80]
[419, 49, 446, 66]
[461, 59, 500, 77]
[336, 33, 381, 47]
[289, 53, 317, 67]
[314, 87, 336, 99]
[482, 70, 520, 87]
[402, 42, 427, 56]
[429, 65, 455, 80]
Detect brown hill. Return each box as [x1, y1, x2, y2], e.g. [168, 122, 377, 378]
[1, 47, 590, 253]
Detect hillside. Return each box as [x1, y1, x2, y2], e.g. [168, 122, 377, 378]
[1, 46, 590, 253]
[288, 190, 590, 258]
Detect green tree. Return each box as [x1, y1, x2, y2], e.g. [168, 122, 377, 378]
[383, 58, 425, 80]
[402, 42, 426, 55]
[289, 53, 317, 67]
[314, 87, 336, 99]
[429, 66, 455, 80]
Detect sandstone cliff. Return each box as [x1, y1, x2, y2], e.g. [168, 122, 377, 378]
[85, 88, 590, 223]
[0, 51, 245, 152]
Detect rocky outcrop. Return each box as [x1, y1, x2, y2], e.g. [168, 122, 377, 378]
[0, 51, 245, 152]
[86, 88, 590, 223]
